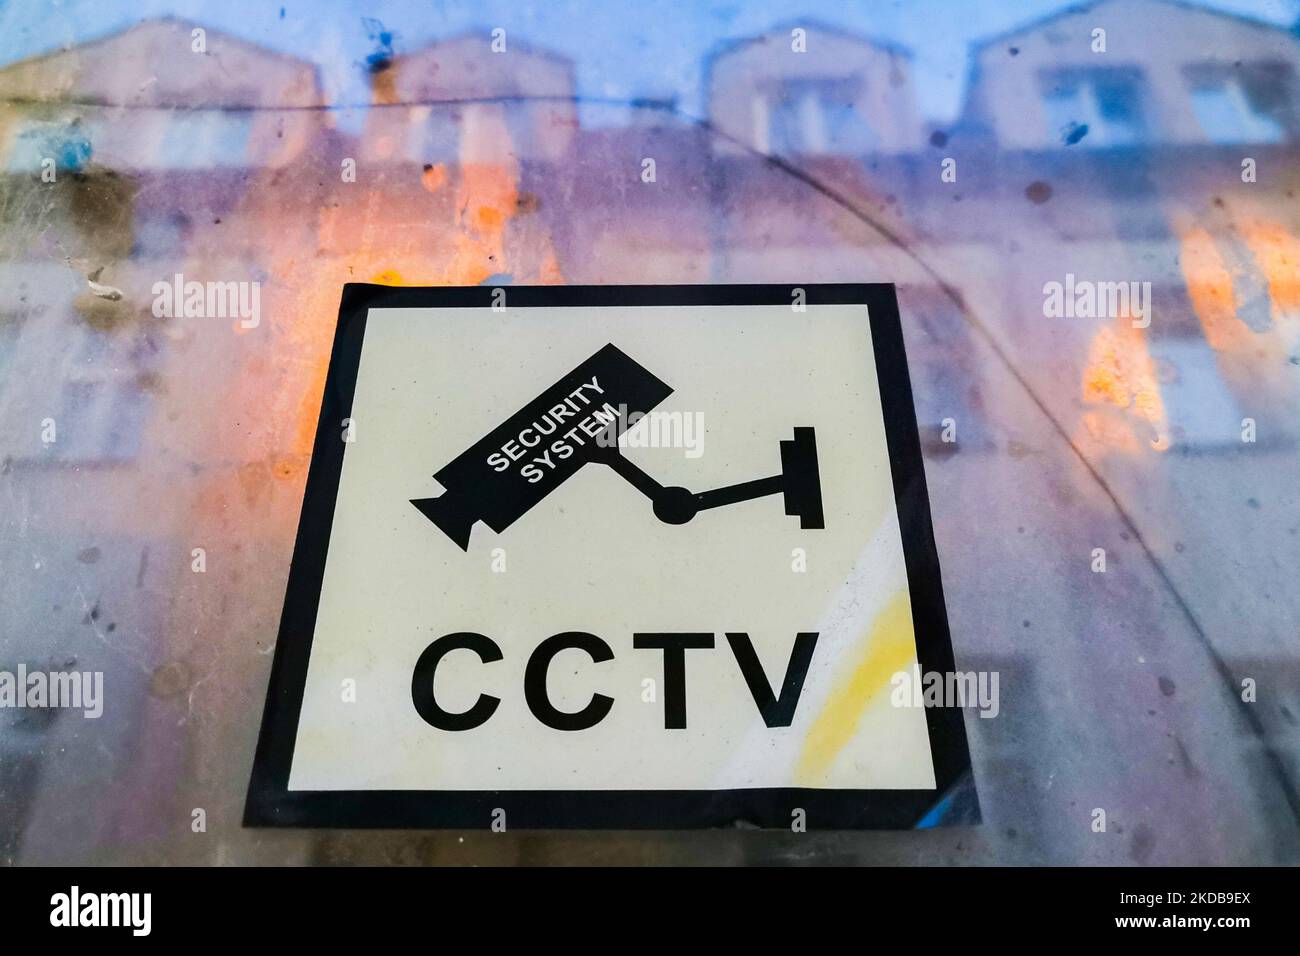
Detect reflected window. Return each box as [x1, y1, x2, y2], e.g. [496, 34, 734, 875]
[1186, 64, 1291, 144]
[1145, 285, 1248, 448]
[1041, 69, 1147, 147]
[4, 118, 93, 173]
[769, 77, 877, 156]
[52, 335, 151, 463]
[132, 210, 191, 259]
[157, 111, 254, 168]
[19, 323, 159, 464]
[406, 107, 460, 164]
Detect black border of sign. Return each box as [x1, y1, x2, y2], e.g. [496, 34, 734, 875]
[244, 283, 977, 830]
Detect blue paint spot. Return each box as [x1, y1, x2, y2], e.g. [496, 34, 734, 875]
[1063, 122, 1089, 146]
[58, 136, 93, 171]
[23, 120, 93, 172]
[362, 17, 395, 74]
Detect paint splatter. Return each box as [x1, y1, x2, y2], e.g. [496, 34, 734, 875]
[1062, 121, 1089, 145]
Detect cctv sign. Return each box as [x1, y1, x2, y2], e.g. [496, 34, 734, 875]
[247, 284, 973, 829]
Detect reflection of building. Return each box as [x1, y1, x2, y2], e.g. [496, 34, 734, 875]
[0, 17, 325, 465]
[703, 20, 924, 271]
[952, 0, 1300, 452]
[0, 18, 321, 171]
[0, 19, 326, 862]
[362, 32, 578, 165]
[323, 34, 579, 286]
[963, 0, 1298, 149]
[707, 21, 923, 156]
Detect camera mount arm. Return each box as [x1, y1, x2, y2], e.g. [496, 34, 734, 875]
[592, 427, 824, 529]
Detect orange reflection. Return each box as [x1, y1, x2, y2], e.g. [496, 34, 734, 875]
[1180, 226, 1249, 352]
[1177, 219, 1299, 418]
[1237, 220, 1300, 318]
[1077, 313, 1169, 455]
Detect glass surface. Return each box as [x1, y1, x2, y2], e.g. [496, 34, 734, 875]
[0, 0, 1297, 864]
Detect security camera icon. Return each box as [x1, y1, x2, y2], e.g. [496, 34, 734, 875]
[588, 426, 823, 528]
[412, 344, 823, 550]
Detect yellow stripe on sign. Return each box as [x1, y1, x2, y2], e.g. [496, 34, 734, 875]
[796, 589, 917, 786]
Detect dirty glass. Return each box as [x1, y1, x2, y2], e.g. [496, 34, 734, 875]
[0, 0, 1297, 865]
